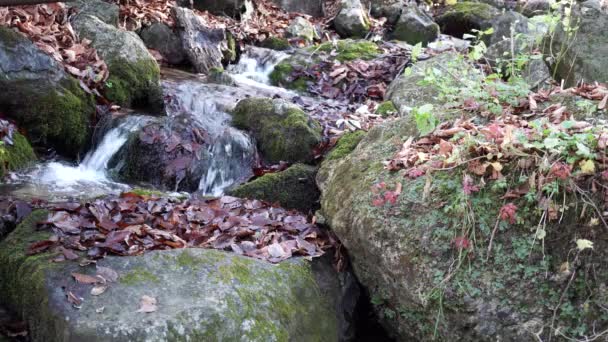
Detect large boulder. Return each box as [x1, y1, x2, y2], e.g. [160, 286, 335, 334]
[333, 0, 372, 38]
[71, 15, 164, 112]
[232, 98, 323, 164]
[317, 114, 608, 340]
[545, 2, 608, 86]
[0, 27, 95, 156]
[69, 0, 120, 26]
[386, 52, 480, 115]
[286, 17, 318, 43]
[172, 7, 236, 74]
[0, 210, 359, 341]
[392, 4, 440, 46]
[139, 22, 186, 65]
[229, 164, 320, 213]
[271, 0, 324, 17]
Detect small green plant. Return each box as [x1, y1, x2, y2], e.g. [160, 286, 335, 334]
[413, 104, 439, 136]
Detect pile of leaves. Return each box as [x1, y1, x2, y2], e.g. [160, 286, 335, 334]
[0, 4, 108, 94]
[0, 119, 16, 146]
[27, 193, 335, 264]
[112, 0, 177, 31]
[290, 42, 410, 103]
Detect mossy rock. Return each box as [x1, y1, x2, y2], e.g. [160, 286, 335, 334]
[317, 115, 608, 340]
[269, 60, 311, 92]
[333, 0, 372, 38]
[326, 130, 366, 161]
[435, 2, 500, 39]
[0, 210, 357, 341]
[375, 101, 398, 118]
[0, 133, 36, 178]
[313, 40, 380, 62]
[392, 4, 439, 46]
[71, 14, 163, 112]
[228, 164, 320, 213]
[232, 98, 323, 164]
[259, 37, 291, 51]
[0, 27, 95, 157]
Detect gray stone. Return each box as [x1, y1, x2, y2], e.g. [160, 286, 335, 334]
[544, 3, 608, 86]
[286, 17, 318, 42]
[271, 0, 324, 17]
[518, 0, 553, 17]
[488, 10, 530, 46]
[69, 0, 120, 26]
[71, 14, 164, 112]
[392, 4, 439, 46]
[435, 2, 500, 40]
[172, 6, 232, 74]
[365, 0, 403, 25]
[0, 27, 94, 156]
[186, 0, 247, 17]
[0, 211, 359, 341]
[333, 0, 371, 38]
[139, 22, 186, 65]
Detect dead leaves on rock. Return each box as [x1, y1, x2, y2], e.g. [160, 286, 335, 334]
[0, 4, 108, 94]
[31, 193, 332, 264]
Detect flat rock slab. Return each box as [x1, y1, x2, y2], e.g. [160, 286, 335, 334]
[0, 211, 356, 341]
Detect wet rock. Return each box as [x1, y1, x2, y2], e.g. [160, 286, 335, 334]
[0, 211, 359, 341]
[544, 2, 608, 86]
[69, 0, 119, 26]
[259, 37, 291, 51]
[229, 164, 320, 213]
[316, 113, 608, 340]
[139, 22, 186, 65]
[271, 0, 324, 17]
[435, 2, 500, 39]
[286, 17, 318, 43]
[333, 0, 372, 38]
[207, 67, 237, 86]
[0, 132, 36, 179]
[365, 0, 403, 25]
[392, 4, 440, 46]
[0, 27, 95, 157]
[172, 6, 235, 74]
[232, 98, 323, 164]
[71, 14, 164, 113]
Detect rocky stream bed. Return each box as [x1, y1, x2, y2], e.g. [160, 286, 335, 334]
[2, 0, 608, 341]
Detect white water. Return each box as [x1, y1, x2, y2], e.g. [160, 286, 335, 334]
[227, 46, 289, 84]
[7, 116, 148, 200]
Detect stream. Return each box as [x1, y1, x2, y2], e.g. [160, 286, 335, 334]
[1, 46, 293, 202]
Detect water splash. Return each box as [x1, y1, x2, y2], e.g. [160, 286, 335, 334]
[6, 116, 149, 200]
[227, 46, 289, 84]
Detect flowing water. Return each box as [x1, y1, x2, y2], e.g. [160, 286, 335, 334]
[4, 46, 290, 200]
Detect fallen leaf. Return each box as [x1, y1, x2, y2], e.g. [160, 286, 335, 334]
[137, 295, 158, 313]
[72, 272, 101, 285]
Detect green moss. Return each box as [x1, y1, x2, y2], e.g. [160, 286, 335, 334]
[229, 164, 320, 213]
[260, 37, 291, 51]
[120, 266, 160, 285]
[104, 58, 162, 112]
[223, 32, 237, 62]
[0, 210, 68, 341]
[0, 133, 36, 178]
[326, 131, 366, 161]
[232, 98, 322, 163]
[376, 101, 398, 117]
[446, 2, 497, 20]
[129, 188, 165, 197]
[269, 61, 311, 92]
[0, 26, 22, 48]
[313, 40, 379, 61]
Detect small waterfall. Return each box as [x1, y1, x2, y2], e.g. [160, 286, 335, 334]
[7, 116, 149, 200]
[164, 81, 258, 196]
[227, 46, 289, 85]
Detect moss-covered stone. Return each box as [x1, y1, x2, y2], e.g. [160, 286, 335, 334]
[0, 214, 349, 341]
[0, 27, 95, 157]
[232, 98, 322, 164]
[392, 4, 440, 46]
[269, 60, 312, 92]
[314, 40, 379, 61]
[375, 101, 398, 117]
[326, 131, 366, 161]
[333, 0, 372, 38]
[435, 2, 500, 39]
[228, 164, 320, 213]
[259, 37, 291, 51]
[0, 133, 36, 178]
[104, 58, 163, 112]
